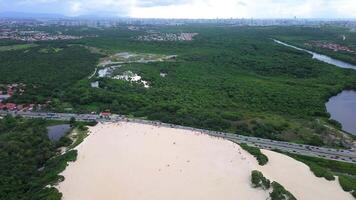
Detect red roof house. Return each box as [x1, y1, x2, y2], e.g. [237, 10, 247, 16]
[5, 103, 16, 110]
[100, 112, 111, 118]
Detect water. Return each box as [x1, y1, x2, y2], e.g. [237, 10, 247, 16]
[326, 91, 356, 135]
[274, 39, 356, 70]
[47, 124, 71, 141]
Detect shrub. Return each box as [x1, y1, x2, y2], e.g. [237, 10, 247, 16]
[251, 170, 271, 190]
[338, 175, 356, 192]
[308, 163, 335, 181]
[270, 181, 297, 200]
[240, 143, 269, 165]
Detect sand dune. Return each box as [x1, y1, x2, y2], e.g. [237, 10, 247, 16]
[57, 122, 353, 200]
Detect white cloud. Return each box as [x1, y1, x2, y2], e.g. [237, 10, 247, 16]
[131, 0, 356, 18]
[1, 0, 356, 18]
[69, 1, 82, 15]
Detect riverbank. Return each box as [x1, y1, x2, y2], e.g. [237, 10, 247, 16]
[274, 39, 356, 70]
[56, 122, 352, 200]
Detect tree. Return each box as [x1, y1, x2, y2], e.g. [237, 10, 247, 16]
[69, 117, 76, 127]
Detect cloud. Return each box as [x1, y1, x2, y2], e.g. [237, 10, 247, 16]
[0, 0, 355, 18]
[136, 0, 189, 7]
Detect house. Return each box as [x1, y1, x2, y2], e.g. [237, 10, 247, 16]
[100, 112, 111, 119]
[5, 103, 16, 110]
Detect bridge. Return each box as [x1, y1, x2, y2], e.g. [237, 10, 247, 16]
[1, 110, 355, 163]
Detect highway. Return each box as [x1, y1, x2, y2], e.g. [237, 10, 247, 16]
[1, 110, 356, 163]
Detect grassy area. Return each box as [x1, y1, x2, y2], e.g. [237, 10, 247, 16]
[339, 175, 356, 198]
[282, 153, 356, 176]
[240, 143, 269, 165]
[38, 47, 63, 53]
[0, 43, 38, 52]
[68, 126, 89, 149]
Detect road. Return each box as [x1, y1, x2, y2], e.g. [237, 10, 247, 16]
[1, 110, 356, 163]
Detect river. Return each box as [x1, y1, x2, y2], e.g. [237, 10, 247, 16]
[273, 39, 356, 70]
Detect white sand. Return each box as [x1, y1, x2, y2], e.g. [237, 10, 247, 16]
[257, 150, 353, 200]
[57, 122, 353, 200]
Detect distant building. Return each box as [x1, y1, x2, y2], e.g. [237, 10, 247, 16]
[0, 94, 10, 102]
[91, 81, 99, 88]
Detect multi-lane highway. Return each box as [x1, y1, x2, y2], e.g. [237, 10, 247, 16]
[1, 110, 356, 163]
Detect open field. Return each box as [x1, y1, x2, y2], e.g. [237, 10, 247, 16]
[57, 122, 353, 200]
[0, 43, 38, 52]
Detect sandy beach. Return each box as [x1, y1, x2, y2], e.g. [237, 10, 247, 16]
[57, 122, 353, 200]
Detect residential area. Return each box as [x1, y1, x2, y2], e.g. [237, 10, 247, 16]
[305, 41, 355, 53]
[0, 83, 36, 111]
[0, 29, 82, 42]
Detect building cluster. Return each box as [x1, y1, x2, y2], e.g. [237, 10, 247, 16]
[305, 42, 354, 53]
[0, 83, 24, 101]
[137, 32, 198, 41]
[0, 83, 35, 111]
[0, 29, 82, 42]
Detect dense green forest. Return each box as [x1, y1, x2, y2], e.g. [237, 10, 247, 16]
[0, 116, 76, 200]
[0, 42, 101, 103]
[1, 25, 356, 147]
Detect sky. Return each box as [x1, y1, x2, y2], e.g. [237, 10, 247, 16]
[0, 0, 355, 19]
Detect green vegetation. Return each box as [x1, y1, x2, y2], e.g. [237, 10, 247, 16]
[240, 143, 268, 165]
[67, 125, 89, 149]
[307, 162, 335, 180]
[251, 170, 271, 189]
[270, 181, 297, 200]
[283, 153, 356, 176]
[250, 170, 297, 200]
[0, 43, 38, 52]
[2, 25, 356, 148]
[339, 175, 356, 193]
[0, 43, 101, 103]
[62, 25, 356, 147]
[0, 116, 77, 199]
